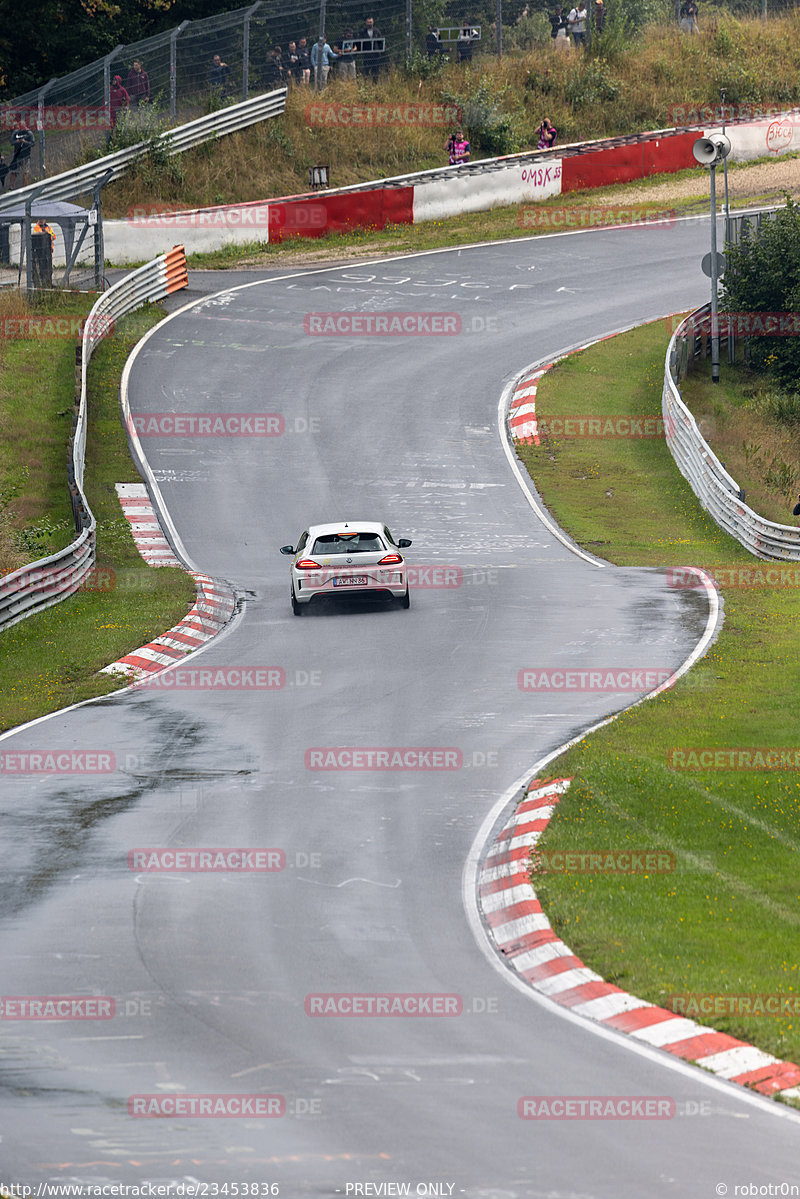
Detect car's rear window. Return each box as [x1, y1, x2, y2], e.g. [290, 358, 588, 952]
[312, 532, 386, 555]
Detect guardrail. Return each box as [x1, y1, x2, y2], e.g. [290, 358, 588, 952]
[0, 245, 189, 633]
[0, 87, 286, 214]
[663, 300, 800, 561]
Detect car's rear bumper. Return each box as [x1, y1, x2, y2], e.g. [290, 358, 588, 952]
[294, 569, 407, 602]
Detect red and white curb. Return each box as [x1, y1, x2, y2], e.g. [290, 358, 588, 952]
[101, 482, 236, 682]
[480, 777, 800, 1102]
[508, 369, 546, 446]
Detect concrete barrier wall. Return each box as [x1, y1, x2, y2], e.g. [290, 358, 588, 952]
[412, 157, 561, 223]
[101, 115, 796, 264]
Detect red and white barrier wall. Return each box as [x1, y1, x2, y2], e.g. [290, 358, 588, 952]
[102, 113, 799, 264]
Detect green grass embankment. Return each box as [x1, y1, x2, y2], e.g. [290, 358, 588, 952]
[518, 322, 800, 1069]
[0, 301, 195, 733]
[101, 12, 800, 218]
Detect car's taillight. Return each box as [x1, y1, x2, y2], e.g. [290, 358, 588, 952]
[378, 554, 403, 565]
[295, 558, 321, 570]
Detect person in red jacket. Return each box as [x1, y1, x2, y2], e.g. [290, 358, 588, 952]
[109, 76, 130, 130]
[126, 60, 150, 108]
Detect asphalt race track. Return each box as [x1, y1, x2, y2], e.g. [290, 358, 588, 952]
[2, 221, 798, 1197]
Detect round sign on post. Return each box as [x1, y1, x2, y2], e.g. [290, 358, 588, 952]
[701, 251, 726, 277]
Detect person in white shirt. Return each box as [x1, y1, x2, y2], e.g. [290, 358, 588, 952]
[567, 0, 587, 46]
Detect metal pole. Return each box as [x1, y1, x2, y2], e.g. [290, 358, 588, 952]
[170, 23, 189, 119]
[710, 162, 720, 384]
[496, 0, 502, 56]
[720, 88, 730, 244]
[406, 0, 413, 61]
[103, 48, 123, 137]
[35, 80, 56, 177]
[243, 13, 251, 101]
[242, 3, 263, 102]
[316, 0, 327, 93]
[24, 194, 33, 296]
[92, 170, 112, 292]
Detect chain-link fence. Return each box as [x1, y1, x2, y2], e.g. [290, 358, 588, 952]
[0, 0, 793, 187]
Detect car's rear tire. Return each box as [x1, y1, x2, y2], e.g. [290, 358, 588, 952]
[291, 586, 302, 616]
[399, 587, 410, 609]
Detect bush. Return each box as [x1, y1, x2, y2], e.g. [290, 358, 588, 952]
[723, 195, 800, 391]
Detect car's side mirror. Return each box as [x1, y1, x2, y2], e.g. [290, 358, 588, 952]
[279, 545, 295, 555]
[397, 538, 412, 548]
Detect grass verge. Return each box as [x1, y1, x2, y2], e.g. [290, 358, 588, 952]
[518, 320, 800, 1068]
[0, 302, 195, 734]
[680, 354, 800, 526]
[0, 291, 94, 573]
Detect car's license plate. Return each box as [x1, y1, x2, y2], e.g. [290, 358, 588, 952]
[333, 576, 368, 587]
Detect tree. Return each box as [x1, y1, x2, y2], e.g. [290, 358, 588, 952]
[722, 195, 800, 390]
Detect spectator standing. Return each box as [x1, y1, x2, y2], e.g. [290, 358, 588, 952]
[537, 117, 557, 149]
[109, 76, 130, 130]
[8, 124, 35, 186]
[567, 0, 587, 46]
[209, 54, 232, 95]
[264, 47, 285, 89]
[358, 17, 383, 81]
[594, 0, 606, 31]
[680, 0, 699, 32]
[550, 5, 568, 37]
[447, 128, 470, 165]
[426, 26, 444, 57]
[338, 30, 357, 79]
[310, 38, 338, 89]
[126, 60, 150, 108]
[0, 151, 8, 191]
[285, 42, 301, 87]
[456, 22, 479, 63]
[297, 38, 312, 84]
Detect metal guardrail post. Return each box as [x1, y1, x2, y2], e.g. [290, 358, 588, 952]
[103, 47, 124, 136]
[242, 2, 264, 102]
[36, 80, 56, 176]
[92, 169, 113, 291]
[170, 22, 190, 119]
